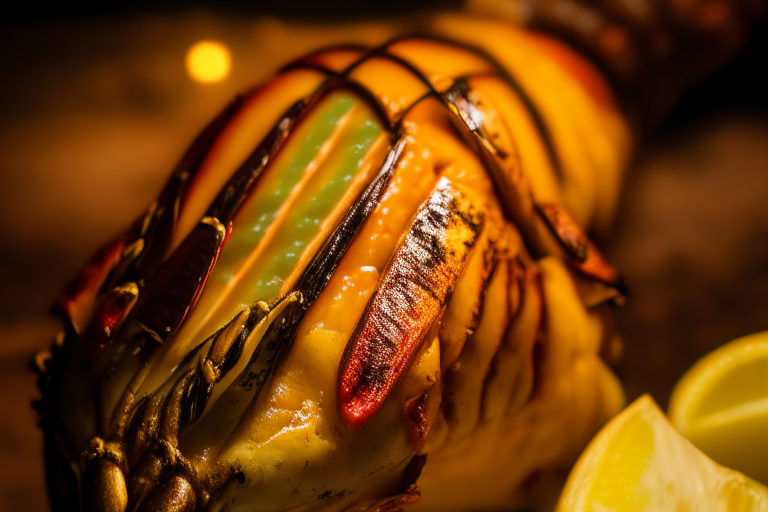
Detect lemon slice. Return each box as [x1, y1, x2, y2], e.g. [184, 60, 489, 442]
[555, 395, 768, 512]
[669, 331, 768, 485]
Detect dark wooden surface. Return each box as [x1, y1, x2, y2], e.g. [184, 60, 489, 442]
[0, 10, 766, 512]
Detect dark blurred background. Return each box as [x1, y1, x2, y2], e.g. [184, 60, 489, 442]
[0, 1, 766, 511]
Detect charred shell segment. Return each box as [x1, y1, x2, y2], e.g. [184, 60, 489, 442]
[442, 74, 584, 268]
[442, 79, 535, 235]
[441, 75, 587, 267]
[535, 201, 625, 296]
[441, 78, 572, 264]
[536, 201, 588, 261]
[98, 239, 145, 298]
[268, 134, 453, 374]
[438, 212, 500, 372]
[339, 178, 484, 431]
[135, 217, 228, 344]
[576, 239, 625, 292]
[56, 234, 127, 335]
[457, 73, 563, 211]
[83, 283, 140, 358]
[380, 34, 626, 291]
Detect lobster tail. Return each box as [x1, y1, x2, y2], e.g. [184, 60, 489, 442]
[37, 17, 631, 512]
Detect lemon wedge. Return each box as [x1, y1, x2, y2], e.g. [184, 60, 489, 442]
[669, 331, 768, 485]
[555, 395, 768, 512]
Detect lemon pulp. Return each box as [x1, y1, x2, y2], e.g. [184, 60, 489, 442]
[669, 331, 768, 485]
[556, 395, 768, 512]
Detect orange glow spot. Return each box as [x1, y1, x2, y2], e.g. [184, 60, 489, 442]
[185, 41, 231, 83]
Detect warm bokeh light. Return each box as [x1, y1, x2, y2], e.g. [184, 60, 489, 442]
[185, 40, 231, 83]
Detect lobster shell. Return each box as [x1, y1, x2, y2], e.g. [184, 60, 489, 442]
[36, 15, 630, 512]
